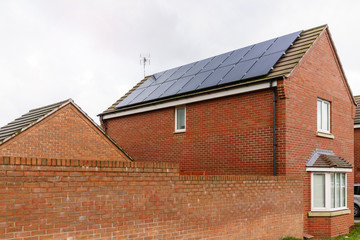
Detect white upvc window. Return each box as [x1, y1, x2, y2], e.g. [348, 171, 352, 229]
[175, 106, 186, 132]
[311, 172, 347, 211]
[317, 98, 330, 133]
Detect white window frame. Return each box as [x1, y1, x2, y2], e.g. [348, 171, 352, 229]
[317, 98, 330, 133]
[175, 106, 186, 132]
[311, 171, 347, 212]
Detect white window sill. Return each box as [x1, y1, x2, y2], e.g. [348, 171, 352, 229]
[308, 209, 350, 217]
[174, 129, 186, 134]
[316, 131, 334, 139]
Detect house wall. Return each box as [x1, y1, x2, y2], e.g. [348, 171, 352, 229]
[103, 28, 355, 238]
[0, 156, 303, 240]
[281, 29, 355, 238]
[0, 104, 130, 161]
[354, 128, 360, 183]
[106, 89, 277, 175]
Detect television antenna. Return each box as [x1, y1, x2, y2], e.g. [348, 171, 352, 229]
[140, 54, 150, 77]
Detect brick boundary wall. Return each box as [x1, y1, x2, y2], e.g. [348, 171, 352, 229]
[0, 156, 303, 240]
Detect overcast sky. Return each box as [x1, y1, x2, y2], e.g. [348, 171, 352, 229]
[0, 0, 359, 127]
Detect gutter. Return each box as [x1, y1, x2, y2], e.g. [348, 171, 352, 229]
[270, 79, 277, 176]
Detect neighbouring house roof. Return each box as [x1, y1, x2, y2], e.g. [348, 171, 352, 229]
[306, 149, 352, 168]
[0, 99, 70, 144]
[354, 95, 360, 124]
[0, 99, 133, 161]
[101, 25, 328, 116]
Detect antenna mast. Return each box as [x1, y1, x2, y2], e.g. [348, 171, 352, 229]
[140, 54, 150, 77]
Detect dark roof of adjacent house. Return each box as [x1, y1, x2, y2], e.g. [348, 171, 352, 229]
[0, 99, 133, 161]
[101, 25, 327, 116]
[306, 149, 352, 168]
[354, 95, 360, 124]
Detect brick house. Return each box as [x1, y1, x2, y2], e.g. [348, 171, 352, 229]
[0, 99, 132, 161]
[99, 25, 355, 238]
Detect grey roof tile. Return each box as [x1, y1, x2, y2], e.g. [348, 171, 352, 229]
[306, 149, 352, 168]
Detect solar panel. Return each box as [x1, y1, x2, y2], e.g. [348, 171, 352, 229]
[116, 88, 145, 107]
[182, 58, 213, 77]
[138, 76, 155, 89]
[161, 76, 193, 97]
[129, 84, 159, 104]
[220, 59, 257, 84]
[178, 71, 212, 94]
[244, 52, 284, 79]
[197, 65, 233, 90]
[200, 52, 232, 72]
[266, 31, 302, 55]
[219, 46, 253, 67]
[241, 39, 275, 61]
[144, 81, 176, 101]
[167, 63, 195, 81]
[115, 30, 302, 109]
[151, 67, 180, 85]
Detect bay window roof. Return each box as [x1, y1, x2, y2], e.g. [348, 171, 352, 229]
[306, 149, 352, 169]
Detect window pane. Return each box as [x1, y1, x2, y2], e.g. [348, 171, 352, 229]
[322, 102, 329, 131]
[317, 100, 322, 130]
[341, 173, 346, 207]
[176, 107, 185, 130]
[331, 173, 335, 208]
[335, 173, 340, 208]
[314, 174, 325, 208]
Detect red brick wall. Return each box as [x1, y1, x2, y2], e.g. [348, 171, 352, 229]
[0, 104, 130, 161]
[103, 28, 355, 238]
[281, 30, 355, 238]
[0, 156, 303, 240]
[354, 129, 360, 183]
[106, 89, 276, 175]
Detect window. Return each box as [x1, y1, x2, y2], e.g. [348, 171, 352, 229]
[175, 106, 186, 132]
[317, 98, 330, 133]
[311, 172, 347, 211]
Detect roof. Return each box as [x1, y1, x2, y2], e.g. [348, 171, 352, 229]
[0, 99, 71, 144]
[306, 149, 352, 168]
[101, 25, 327, 116]
[354, 95, 360, 124]
[0, 99, 133, 161]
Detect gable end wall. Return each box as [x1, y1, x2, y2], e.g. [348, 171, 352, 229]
[0, 104, 130, 161]
[282, 29, 355, 238]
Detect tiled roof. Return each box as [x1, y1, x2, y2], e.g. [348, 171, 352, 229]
[0, 99, 134, 161]
[306, 149, 352, 168]
[101, 25, 327, 116]
[313, 154, 353, 168]
[0, 99, 71, 144]
[354, 95, 360, 124]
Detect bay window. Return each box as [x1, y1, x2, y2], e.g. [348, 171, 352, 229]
[311, 172, 347, 211]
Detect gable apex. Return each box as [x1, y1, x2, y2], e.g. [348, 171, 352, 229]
[0, 99, 73, 145]
[323, 26, 356, 106]
[0, 99, 133, 161]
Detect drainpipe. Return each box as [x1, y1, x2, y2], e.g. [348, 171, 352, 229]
[101, 115, 107, 134]
[270, 80, 277, 176]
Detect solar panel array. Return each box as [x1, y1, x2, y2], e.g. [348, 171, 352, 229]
[116, 30, 302, 108]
